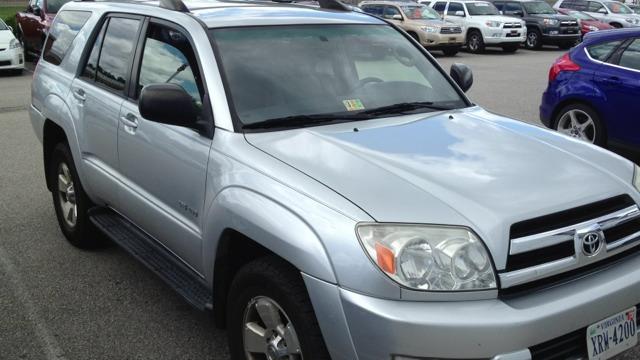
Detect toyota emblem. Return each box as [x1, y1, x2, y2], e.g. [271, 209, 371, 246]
[582, 232, 603, 257]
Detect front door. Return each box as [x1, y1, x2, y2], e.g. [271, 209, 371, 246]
[117, 20, 211, 271]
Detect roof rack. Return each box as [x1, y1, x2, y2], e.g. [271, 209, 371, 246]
[75, 0, 352, 12]
[160, 0, 189, 11]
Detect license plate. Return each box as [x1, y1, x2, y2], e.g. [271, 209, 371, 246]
[510, 30, 518, 34]
[587, 307, 637, 360]
[449, 37, 457, 42]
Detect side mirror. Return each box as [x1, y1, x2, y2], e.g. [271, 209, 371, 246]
[455, 10, 465, 16]
[139, 84, 198, 128]
[597, 7, 607, 13]
[392, 14, 403, 20]
[450, 63, 473, 93]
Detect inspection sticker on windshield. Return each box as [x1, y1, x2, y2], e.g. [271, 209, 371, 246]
[587, 307, 637, 360]
[343, 99, 365, 111]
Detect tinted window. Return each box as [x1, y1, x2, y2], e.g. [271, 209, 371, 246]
[82, 19, 106, 80]
[42, 11, 90, 65]
[433, 1, 447, 13]
[46, 0, 72, 13]
[522, 1, 556, 14]
[362, 5, 384, 15]
[447, 2, 465, 15]
[96, 17, 141, 92]
[587, 40, 623, 61]
[137, 23, 203, 109]
[383, 5, 402, 18]
[493, 2, 504, 11]
[505, 2, 523, 12]
[588, 1, 605, 12]
[619, 39, 640, 71]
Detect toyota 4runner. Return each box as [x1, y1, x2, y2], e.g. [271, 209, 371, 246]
[30, 0, 640, 359]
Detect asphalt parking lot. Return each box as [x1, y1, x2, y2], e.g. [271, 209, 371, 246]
[1, 49, 638, 360]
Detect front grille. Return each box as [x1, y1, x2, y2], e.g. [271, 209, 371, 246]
[500, 195, 640, 295]
[0, 60, 11, 66]
[530, 304, 640, 360]
[503, 23, 523, 29]
[561, 20, 579, 27]
[440, 27, 462, 34]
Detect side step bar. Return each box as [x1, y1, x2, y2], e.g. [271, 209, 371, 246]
[89, 207, 213, 311]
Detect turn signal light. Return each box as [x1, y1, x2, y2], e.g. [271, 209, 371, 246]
[549, 53, 581, 82]
[375, 242, 395, 274]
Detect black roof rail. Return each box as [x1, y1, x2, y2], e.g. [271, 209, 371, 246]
[159, 0, 189, 11]
[317, 0, 352, 11]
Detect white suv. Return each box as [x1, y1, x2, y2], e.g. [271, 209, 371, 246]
[431, 0, 527, 52]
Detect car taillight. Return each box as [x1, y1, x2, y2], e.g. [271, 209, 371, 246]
[549, 53, 581, 82]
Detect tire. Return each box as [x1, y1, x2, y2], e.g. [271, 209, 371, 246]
[502, 44, 519, 53]
[13, 69, 24, 76]
[442, 47, 460, 56]
[49, 142, 104, 248]
[525, 29, 542, 50]
[611, 22, 623, 29]
[228, 257, 330, 360]
[466, 30, 485, 53]
[553, 103, 606, 146]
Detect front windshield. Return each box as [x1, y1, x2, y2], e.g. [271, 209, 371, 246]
[566, 10, 595, 20]
[211, 25, 466, 129]
[466, 2, 500, 15]
[523, 1, 556, 14]
[400, 5, 441, 20]
[605, 1, 633, 14]
[47, 0, 71, 13]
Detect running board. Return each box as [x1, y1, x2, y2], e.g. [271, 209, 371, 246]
[88, 207, 213, 311]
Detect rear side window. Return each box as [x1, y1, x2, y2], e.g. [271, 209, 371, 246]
[42, 11, 91, 65]
[618, 39, 640, 71]
[587, 40, 623, 61]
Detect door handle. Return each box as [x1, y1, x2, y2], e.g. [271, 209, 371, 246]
[120, 113, 139, 129]
[72, 88, 86, 101]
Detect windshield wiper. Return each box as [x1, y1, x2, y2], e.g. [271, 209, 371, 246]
[356, 101, 452, 116]
[242, 113, 369, 130]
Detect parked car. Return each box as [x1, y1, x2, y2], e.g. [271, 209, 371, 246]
[629, 4, 640, 14]
[540, 28, 640, 153]
[0, 18, 24, 74]
[558, 8, 615, 35]
[360, 0, 465, 55]
[15, 0, 71, 58]
[554, 0, 640, 27]
[490, 0, 581, 48]
[32, 0, 640, 359]
[429, 0, 526, 52]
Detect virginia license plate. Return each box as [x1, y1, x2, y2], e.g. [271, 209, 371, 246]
[587, 307, 637, 360]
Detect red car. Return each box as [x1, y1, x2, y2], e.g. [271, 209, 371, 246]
[557, 8, 614, 37]
[15, 0, 70, 59]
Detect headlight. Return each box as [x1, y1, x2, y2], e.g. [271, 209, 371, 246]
[625, 18, 639, 24]
[485, 20, 502, 28]
[586, 25, 599, 31]
[9, 39, 21, 50]
[633, 164, 640, 192]
[543, 18, 560, 26]
[356, 224, 497, 291]
[420, 26, 439, 33]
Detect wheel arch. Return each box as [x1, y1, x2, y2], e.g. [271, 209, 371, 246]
[550, 98, 608, 143]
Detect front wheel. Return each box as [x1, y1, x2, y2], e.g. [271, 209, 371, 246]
[525, 29, 542, 50]
[466, 31, 485, 53]
[553, 103, 606, 146]
[228, 257, 331, 360]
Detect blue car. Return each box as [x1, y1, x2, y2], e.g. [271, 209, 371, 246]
[540, 28, 640, 152]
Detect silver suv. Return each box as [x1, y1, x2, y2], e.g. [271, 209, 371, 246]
[554, 0, 640, 27]
[30, 0, 640, 359]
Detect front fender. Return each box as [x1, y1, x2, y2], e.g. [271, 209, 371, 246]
[202, 187, 337, 285]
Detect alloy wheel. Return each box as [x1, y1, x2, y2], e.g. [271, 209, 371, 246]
[557, 109, 596, 143]
[468, 34, 480, 52]
[526, 32, 538, 48]
[57, 162, 77, 227]
[243, 296, 302, 360]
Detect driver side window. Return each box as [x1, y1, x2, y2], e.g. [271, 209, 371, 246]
[383, 6, 402, 19]
[588, 1, 604, 12]
[136, 22, 204, 112]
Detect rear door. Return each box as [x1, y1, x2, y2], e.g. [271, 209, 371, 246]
[594, 38, 640, 145]
[116, 19, 212, 271]
[69, 14, 143, 206]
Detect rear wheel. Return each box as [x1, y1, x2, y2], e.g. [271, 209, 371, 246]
[228, 257, 331, 360]
[442, 47, 460, 56]
[49, 143, 104, 248]
[525, 29, 542, 50]
[554, 103, 605, 146]
[466, 30, 485, 53]
[502, 44, 519, 53]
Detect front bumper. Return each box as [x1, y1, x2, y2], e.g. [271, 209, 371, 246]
[0, 47, 25, 70]
[483, 28, 526, 45]
[308, 251, 640, 360]
[541, 28, 581, 44]
[419, 31, 465, 48]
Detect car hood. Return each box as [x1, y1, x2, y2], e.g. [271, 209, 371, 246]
[245, 107, 636, 269]
[530, 13, 576, 21]
[0, 30, 15, 46]
[410, 19, 457, 26]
